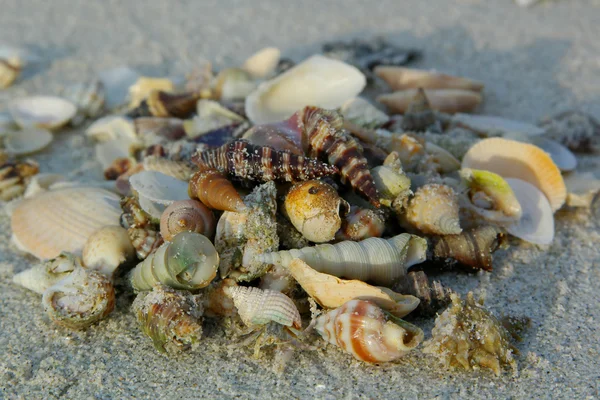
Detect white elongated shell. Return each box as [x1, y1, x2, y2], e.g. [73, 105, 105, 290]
[288, 259, 419, 318]
[453, 113, 545, 136]
[12, 252, 81, 294]
[257, 233, 427, 286]
[10, 187, 122, 259]
[3, 128, 53, 155]
[224, 285, 301, 329]
[128, 76, 175, 108]
[315, 299, 424, 363]
[505, 178, 554, 245]
[242, 47, 281, 79]
[9, 96, 77, 130]
[82, 226, 135, 278]
[86, 116, 136, 143]
[245, 54, 366, 124]
[129, 171, 189, 218]
[462, 138, 566, 211]
[62, 80, 105, 119]
[98, 66, 140, 109]
[374, 66, 484, 92]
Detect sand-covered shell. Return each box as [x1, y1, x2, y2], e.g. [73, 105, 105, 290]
[159, 200, 216, 242]
[423, 292, 517, 375]
[315, 299, 424, 363]
[0, 160, 39, 201]
[335, 206, 385, 241]
[403, 184, 462, 235]
[127, 90, 200, 119]
[430, 225, 506, 271]
[0, 56, 21, 88]
[61, 80, 105, 123]
[504, 178, 555, 245]
[82, 226, 135, 278]
[374, 66, 484, 92]
[98, 66, 140, 109]
[128, 77, 175, 108]
[563, 172, 600, 207]
[257, 233, 427, 286]
[213, 68, 257, 101]
[9, 96, 77, 131]
[378, 89, 482, 115]
[460, 168, 522, 223]
[192, 139, 337, 183]
[12, 252, 81, 295]
[224, 285, 301, 329]
[132, 285, 204, 354]
[298, 106, 381, 207]
[371, 163, 412, 202]
[452, 113, 545, 136]
[11, 187, 121, 259]
[245, 55, 366, 124]
[188, 168, 247, 213]
[129, 171, 190, 218]
[462, 138, 566, 211]
[242, 47, 281, 79]
[539, 110, 600, 153]
[42, 266, 115, 329]
[288, 259, 419, 317]
[284, 180, 347, 243]
[131, 232, 219, 291]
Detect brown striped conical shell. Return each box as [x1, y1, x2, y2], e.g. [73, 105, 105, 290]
[188, 168, 247, 213]
[159, 199, 216, 242]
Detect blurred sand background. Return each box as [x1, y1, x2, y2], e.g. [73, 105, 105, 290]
[1, 0, 599, 398]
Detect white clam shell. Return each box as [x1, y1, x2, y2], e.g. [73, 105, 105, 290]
[62, 80, 105, 121]
[245, 54, 366, 124]
[9, 96, 77, 130]
[453, 113, 545, 136]
[3, 128, 53, 155]
[129, 171, 190, 218]
[10, 187, 122, 259]
[242, 47, 281, 79]
[95, 136, 138, 170]
[505, 178, 554, 245]
[86, 116, 136, 143]
[98, 66, 140, 109]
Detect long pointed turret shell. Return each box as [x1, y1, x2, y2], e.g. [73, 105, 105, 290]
[257, 233, 427, 286]
[374, 66, 484, 91]
[188, 168, 247, 213]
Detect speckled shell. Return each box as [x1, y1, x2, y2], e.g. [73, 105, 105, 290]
[127, 90, 200, 119]
[159, 199, 216, 242]
[192, 139, 338, 183]
[374, 66, 484, 92]
[257, 233, 427, 286]
[42, 267, 115, 329]
[82, 226, 135, 278]
[284, 180, 347, 243]
[377, 89, 482, 115]
[403, 184, 462, 235]
[224, 285, 301, 329]
[188, 168, 247, 213]
[315, 299, 424, 363]
[0, 160, 39, 201]
[335, 206, 385, 241]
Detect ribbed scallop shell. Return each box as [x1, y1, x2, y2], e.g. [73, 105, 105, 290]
[188, 168, 247, 213]
[143, 156, 194, 181]
[374, 66, 484, 91]
[257, 233, 427, 286]
[127, 90, 200, 119]
[131, 232, 219, 291]
[377, 89, 482, 114]
[335, 206, 385, 241]
[159, 200, 216, 242]
[403, 184, 462, 235]
[192, 139, 338, 183]
[315, 299, 424, 363]
[42, 266, 115, 329]
[11, 187, 122, 259]
[224, 285, 301, 329]
[462, 138, 566, 211]
[299, 106, 381, 207]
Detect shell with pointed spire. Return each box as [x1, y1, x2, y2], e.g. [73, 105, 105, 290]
[188, 168, 247, 213]
[403, 184, 462, 235]
[400, 88, 438, 132]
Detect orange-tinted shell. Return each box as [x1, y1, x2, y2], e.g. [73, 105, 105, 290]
[188, 168, 247, 213]
[374, 66, 484, 92]
[377, 89, 482, 114]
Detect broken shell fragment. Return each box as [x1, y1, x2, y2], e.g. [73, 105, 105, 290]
[403, 184, 462, 235]
[452, 113, 545, 136]
[22, 173, 66, 199]
[127, 90, 201, 119]
[288, 258, 419, 318]
[3, 128, 53, 156]
[131, 232, 219, 291]
[134, 117, 186, 144]
[61, 80, 105, 123]
[128, 77, 175, 109]
[98, 66, 140, 109]
[462, 137, 566, 211]
[563, 172, 600, 207]
[82, 225, 135, 278]
[9, 96, 77, 130]
[340, 97, 389, 129]
[13, 252, 80, 294]
[377, 89, 482, 114]
[129, 171, 190, 218]
[184, 99, 245, 139]
[242, 47, 281, 79]
[245, 55, 366, 124]
[315, 299, 424, 363]
[0, 56, 21, 88]
[159, 199, 216, 242]
[86, 115, 136, 143]
[42, 266, 116, 330]
[374, 66, 484, 92]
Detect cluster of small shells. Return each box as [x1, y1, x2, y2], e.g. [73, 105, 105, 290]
[5, 38, 599, 375]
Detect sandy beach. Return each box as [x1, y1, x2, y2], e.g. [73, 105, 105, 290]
[1, 0, 599, 398]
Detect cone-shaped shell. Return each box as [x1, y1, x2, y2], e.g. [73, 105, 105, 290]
[404, 184, 462, 235]
[378, 89, 482, 114]
[11, 187, 122, 259]
[462, 138, 566, 211]
[374, 66, 484, 91]
[188, 168, 247, 213]
[505, 178, 554, 245]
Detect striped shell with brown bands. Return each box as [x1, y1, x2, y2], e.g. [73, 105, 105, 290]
[188, 168, 247, 213]
[127, 90, 200, 119]
[299, 106, 381, 207]
[192, 139, 338, 183]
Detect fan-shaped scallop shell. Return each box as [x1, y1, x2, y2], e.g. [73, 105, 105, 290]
[11, 187, 122, 259]
[403, 183, 462, 235]
[159, 199, 216, 242]
[188, 168, 247, 212]
[462, 137, 566, 211]
[315, 299, 424, 363]
[374, 66, 484, 92]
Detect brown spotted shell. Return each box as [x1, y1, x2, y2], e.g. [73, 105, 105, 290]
[159, 199, 216, 242]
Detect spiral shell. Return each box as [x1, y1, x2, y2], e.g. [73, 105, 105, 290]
[257, 233, 427, 286]
[224, 285, 301, 329]
[159, 200, 216, 242]
[188, 168, 247, 213]
[192, 139, 338, 183]
[127, 90, 201, 119]
[13, 252, 80, 295]
[132, 285, 204, 354]
[298, 106, 381, 207]
[131, 232, 219, 291]
[42, 266, 115, 329]
[82, 226, 135, 278]
[315, 299, 424, 363]
[128, 227, 164, 260]
[403, 183, 462, 235]
[335, 206, 385, 242]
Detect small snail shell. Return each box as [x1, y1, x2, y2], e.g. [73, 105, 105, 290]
[159, 199, 216, 242]
[42, 266, 115, 329]
[335, 206, 385, 242]
[188, 168, 247, 213]
[284, 180, 348, 243]
[127, 227, 164, 260]
[82, 225, 135, 278]
[315, 299, 424, 363]
[403, 183, 462, 235]
[13, 252, 80, 295]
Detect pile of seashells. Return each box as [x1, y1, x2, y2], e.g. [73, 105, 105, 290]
[4, 39, 600, 375]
